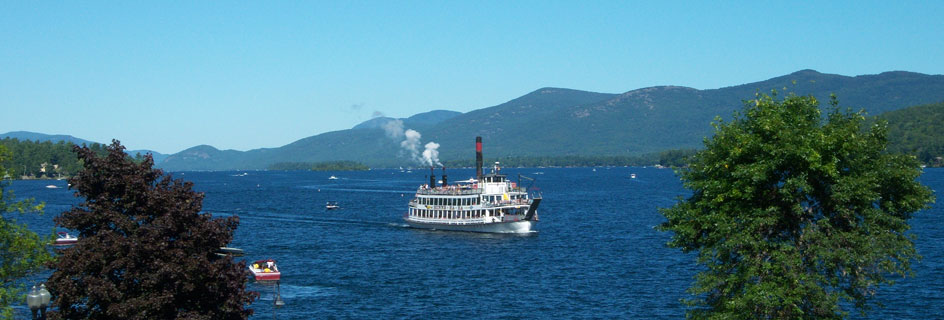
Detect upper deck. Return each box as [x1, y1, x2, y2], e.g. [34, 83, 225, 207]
[414, 183, 527, 196]
[415, 162, 529, 197]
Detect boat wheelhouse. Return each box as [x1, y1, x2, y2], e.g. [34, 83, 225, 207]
[404, 137, 541, 233]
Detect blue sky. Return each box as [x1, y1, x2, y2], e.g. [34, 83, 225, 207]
[2, 1, 942, 154]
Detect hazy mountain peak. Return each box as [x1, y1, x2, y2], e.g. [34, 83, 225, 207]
[620, 85, 698, 95]
[790, 69, 822, 76]
[404, 110, 462, 124]
[353, 117, 398, 130]
[1, 131, 97, 145]
[353, 110, 461, 130]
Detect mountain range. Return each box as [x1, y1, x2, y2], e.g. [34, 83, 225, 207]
[0, 131, 170, 164]
[7, 70, 944, 170]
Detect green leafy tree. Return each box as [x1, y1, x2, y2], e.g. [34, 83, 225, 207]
[46, 141, 257, 319]
[0, 145, 53, 319]
[659, 94, 934, 319]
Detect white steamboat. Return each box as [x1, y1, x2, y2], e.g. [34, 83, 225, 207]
[404, 137, 542, 233]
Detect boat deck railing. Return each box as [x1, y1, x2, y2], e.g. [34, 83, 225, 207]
[415, 186, 528, 196]
[409, 198, 532, 209]
[406, 217, 488, 225]
[415, 187, 482, 195]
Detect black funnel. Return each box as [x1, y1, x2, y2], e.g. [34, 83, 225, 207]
[441, 166, 447, 186]
[475, 136, 483, 180]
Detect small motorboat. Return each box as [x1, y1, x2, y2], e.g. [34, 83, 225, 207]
[325, 201, 340, 210]
[328, 175, 339, 180]
[630, 173, 637, 179]
[215, 247, 245, 257]
[54, 232, 78, 246]
[249, 259, 281, 281]
[45, 185, 59, 189]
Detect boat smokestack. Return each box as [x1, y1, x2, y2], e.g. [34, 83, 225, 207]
[476, 136, 483, 180]
[441, 166, 447, 186]
[430, 167, 436, 188]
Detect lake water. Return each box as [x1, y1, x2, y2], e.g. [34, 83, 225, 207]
[10, 167, 944, 319]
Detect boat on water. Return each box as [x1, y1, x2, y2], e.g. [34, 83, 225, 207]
[54, 232, 77, 246]
[249, 259, 281, 281]
[630, 173, 636, 179]
[404, 137, 542, 233]
[215, 247, 245, 257]
[328, 175, 339, 180]
[325, 201, 340, 210]
[45, 185, 59, 189]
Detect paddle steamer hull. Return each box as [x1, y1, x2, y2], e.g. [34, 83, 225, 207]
[404, 219, 533, 233]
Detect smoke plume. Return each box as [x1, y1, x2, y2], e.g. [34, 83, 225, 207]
[401, 129, 423, 163]
[384, 119, 443, 166]
[382, 119, 404, 139]
[422, 142, 441, 167]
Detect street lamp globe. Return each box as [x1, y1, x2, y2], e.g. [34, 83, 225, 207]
[39, 283, 51, 307]
[26, 285, 41, 310]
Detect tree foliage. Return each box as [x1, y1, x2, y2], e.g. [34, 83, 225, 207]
[659, 94, 934, 319]
[0, 145, 53, 319]
[46, 141, 256, 319]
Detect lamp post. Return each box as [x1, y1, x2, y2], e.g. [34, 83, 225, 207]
[273, 280, 285, 319]
[26, 285, 39, 319]
[39, 284, 50, 319]
[26, 284, 51, 320]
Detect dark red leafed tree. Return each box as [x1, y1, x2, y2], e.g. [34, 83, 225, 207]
[46, 140, 257, 319]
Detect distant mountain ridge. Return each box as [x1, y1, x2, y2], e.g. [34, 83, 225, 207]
[353, 110, 462, 130]
[1, 131, 97, 146]
[157, 69, 944, 170]
[0, 131, 170, 164]
[12, 69, 944, 171]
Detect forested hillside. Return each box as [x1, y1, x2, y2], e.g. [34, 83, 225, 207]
[0, 139, 96, 178]
[0, 138, 158, 178]
[881, 101, 944, 166]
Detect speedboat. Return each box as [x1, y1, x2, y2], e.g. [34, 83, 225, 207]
[328, 175, 339, 180]
[325, 201, 340, 210]
[54, 232, 78, 246]
[45, 185, 59, 189]
[215, 247, 245, 257]
[249, 259, 281, 281]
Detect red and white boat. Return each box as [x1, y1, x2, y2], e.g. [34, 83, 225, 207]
[249, 259, 281, 281]
[54, 232, 78, 246]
